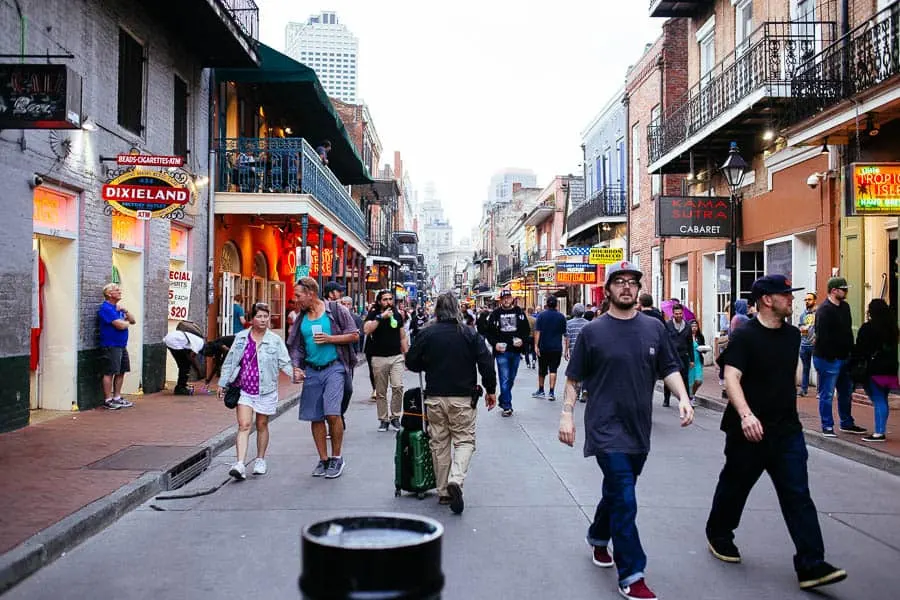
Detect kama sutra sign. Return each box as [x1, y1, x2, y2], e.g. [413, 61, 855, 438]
[102, 169, 190, 219]
[656, 196, 732, 239]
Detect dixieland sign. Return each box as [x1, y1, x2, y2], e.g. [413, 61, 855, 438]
[102, 169, 191, 219]
[656, 196, 733, 239]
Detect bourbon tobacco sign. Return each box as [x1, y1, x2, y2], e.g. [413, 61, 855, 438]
[656, 195, 733, 239]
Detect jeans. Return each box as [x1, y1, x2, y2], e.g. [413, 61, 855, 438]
[168, 348, 194, 389]
[812, 357, 855, 430]
[865, 379, 890, 435]
[706, 431, 826, 573]
[586, 452, 648, 587]
[495, 351, 521, 411]
[799, 345, 813, 394]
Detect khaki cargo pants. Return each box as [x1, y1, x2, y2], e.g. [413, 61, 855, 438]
[425, 395, 477, 497]
[372, 354, 404, 422]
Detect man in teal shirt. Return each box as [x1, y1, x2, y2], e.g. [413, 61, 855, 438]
[233, 293, 247, 333]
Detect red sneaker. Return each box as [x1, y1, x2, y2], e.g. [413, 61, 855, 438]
[619, 578, 657, 600]
[591, 544, 614, 568]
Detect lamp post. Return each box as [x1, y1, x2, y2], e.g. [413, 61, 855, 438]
[720, 141, 749, 319]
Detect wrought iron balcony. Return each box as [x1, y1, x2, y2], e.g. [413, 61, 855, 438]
[648, 20, 836, 171]
[649, 0, 712, 18]
[369, 240, 399, 261]
[221, 0, 260, 40]
[568, 187, 627, 233]
[216, 137, 366, 241]
[790, 3, 900, 126]
[525, 249, 552, 266]
[497, 266, 514, 284]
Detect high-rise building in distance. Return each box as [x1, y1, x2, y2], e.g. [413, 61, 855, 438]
[285, 11, 358, 103]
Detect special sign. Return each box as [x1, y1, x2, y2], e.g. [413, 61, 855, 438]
[851, 163, 900, 215]
[168, 270, 192, 321]
[589, 247, 624, 265]
[102, 169, 192, 219]
[556, 263, 598, 285]
[656, 196, 732, 238]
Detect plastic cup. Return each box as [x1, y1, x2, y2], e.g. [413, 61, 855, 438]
[497, 343, 507, 352]
[299, 513, 444, 599]
[311, 325, 323, 336]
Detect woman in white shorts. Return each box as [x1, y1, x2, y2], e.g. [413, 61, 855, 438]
[218, 302, 293, 480]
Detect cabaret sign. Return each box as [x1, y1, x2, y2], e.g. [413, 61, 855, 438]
[102, 169, 193, 220]
[656, 196, 732, 239]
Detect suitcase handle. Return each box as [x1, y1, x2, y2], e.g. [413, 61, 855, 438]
[419, 372, 429, 437]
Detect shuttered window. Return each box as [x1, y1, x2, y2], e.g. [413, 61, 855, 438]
[117, 30, 144, 134]
[173, 75, 188, 158]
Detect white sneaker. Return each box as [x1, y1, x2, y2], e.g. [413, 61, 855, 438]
[251, 458, 267, 475]
[229, 461, 246, 480]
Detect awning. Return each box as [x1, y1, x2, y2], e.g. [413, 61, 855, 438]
[215, 44, 372, 185]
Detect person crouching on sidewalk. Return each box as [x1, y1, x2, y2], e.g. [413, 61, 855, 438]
[405, 292, 497, 514]
[218, 303, 293, 480]
[288, 277, 359, 479]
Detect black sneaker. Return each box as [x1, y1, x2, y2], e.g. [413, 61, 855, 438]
[378, 421, 389, 433]
[447, 482, 464, 515]
[707, 538, 741, 563]
[822, 428, 837, 438]
[839, 424, 867, 434]
[547, 392, 555, 401]
[798, 561, 847, 590]
[862, 433, 886, 442]
[390, 418, 402, 432]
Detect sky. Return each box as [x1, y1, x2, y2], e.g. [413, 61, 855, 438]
[256, 1, 662, 238]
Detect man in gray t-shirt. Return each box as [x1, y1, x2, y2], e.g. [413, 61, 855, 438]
[558, 261, 694, 600]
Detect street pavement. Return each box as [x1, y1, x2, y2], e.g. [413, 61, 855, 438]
[5, 360, 900, 599]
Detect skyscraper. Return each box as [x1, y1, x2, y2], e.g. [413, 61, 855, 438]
[488, 168, 537, 204]
[285, 11, 358, 103]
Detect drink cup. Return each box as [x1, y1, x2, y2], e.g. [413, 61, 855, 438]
[311, 325, 323, 336]
[497, 343, 507, 352]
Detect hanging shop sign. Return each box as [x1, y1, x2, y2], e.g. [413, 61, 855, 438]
[656, 196, 732, 238]
[0, 64, 83, 129]
[168, 270, 192, 321]
[849, 163, 900, 216]
[537, 266, 556, 286]
[556, 263, 598, 285]
[102, 169, 192, 220]
[588, 247, 624, 265]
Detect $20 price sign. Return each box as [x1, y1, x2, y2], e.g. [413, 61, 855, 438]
[168, 270, 192, 320]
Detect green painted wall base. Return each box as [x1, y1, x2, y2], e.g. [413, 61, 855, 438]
[77, 349, 106, 410]
[0, 355, 30, 432]
[142, 343, 166, 394]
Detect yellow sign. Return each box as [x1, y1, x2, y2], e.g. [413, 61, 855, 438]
[537, 266, 556, 286]
[102, 168, 195, 220]
[589, 247, 624, 265]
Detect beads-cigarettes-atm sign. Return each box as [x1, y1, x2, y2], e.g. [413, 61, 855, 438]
[852, 163, 900, 215]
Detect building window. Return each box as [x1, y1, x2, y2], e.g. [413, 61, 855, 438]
[616, 137, 625, 190]
[650, 105, 661, 196]
[696, 15, 716, 87]
[735, 0, 753, 53]
[631, 123, 641, 207]
[173, 75, 188, 158]
[117, 29, 145, 135]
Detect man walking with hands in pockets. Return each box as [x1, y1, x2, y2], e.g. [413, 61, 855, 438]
[559, 261, 694, 600]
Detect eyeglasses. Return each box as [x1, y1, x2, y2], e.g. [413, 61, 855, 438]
[610, 278, 640, 288]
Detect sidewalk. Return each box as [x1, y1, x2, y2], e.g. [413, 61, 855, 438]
[0, 375, 301, 589]
[691, 365, 900, 473]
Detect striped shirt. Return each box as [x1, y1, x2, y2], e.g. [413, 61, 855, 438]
[566, 317, 589, 349]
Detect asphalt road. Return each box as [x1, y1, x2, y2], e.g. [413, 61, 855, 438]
[7, 361, 900, 599]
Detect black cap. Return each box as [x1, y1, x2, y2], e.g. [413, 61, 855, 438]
[750, 275, 803, 299]
[324, 281, 345, 296]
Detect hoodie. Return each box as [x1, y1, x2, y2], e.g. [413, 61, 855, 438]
[729, 299, 750, 338]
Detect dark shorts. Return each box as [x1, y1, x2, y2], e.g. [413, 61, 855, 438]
[538, 350, 562, 377]
[102, 346, 130, 376]
[299, 362, 345, 422]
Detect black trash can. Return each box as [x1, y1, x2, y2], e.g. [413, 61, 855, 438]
[299, 513, 444, 600]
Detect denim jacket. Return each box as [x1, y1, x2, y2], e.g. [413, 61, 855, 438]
[287, 300, 359, 371]
[219, 329, 293, 395]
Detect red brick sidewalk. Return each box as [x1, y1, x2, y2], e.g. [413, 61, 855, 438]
[0, 376, 300, 555]
[693, 366, 900, 458]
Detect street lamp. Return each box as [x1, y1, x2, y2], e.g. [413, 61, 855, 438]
[719, 141, 749, 320]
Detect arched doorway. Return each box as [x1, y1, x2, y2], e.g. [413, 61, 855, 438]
[219, 241, 241, 335]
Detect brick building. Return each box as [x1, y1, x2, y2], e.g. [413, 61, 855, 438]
[0, 0, 258, 432]
[625, 17, 689, 305]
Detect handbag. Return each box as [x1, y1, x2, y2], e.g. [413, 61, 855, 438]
[849, 354, 872, 385]
[223, 363, 242, 409]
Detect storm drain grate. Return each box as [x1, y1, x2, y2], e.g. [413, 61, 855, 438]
[163, 448, 211, 490]
[88, 445, 200, 471]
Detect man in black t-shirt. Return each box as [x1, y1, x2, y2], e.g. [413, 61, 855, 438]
[559, 261, 694, 600]
[363, 290, 409, 432]
[706, 275, 847, 592]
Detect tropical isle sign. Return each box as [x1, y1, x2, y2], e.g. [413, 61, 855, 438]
[102, 167, 191, 220]
[850, 163, 900, 216]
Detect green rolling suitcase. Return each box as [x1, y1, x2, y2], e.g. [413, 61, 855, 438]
[394, 374, 436, 499]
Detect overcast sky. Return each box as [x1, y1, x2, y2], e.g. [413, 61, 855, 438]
[256, 1, 662, 238]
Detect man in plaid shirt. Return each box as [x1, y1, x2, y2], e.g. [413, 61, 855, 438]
[564, 303, 590, 402]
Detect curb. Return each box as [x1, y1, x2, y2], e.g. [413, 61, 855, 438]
[656, 383, 900, 477]
[0, 391, 300, 594]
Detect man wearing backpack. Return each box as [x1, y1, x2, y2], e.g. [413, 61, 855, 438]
[406, 292, 497, 514]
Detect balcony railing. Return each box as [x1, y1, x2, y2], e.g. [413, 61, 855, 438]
[525, 249, 552, 266]
[216, 137, 366, 241]
[568, 187, 627, 231]
[221, 0, 259, 40]
[369, 240, 398, 260]
[649, 20, 836, 164]
[790, 3, 900, 125]
[497, 266, 514, 284]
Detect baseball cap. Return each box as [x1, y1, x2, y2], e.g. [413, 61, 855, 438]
[605, 260, 643, 285]
[827, 277, 849, 292]
[499, 288, 512, 297]
[323, 281, 345, 295]
[750, 275, 804, 299]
